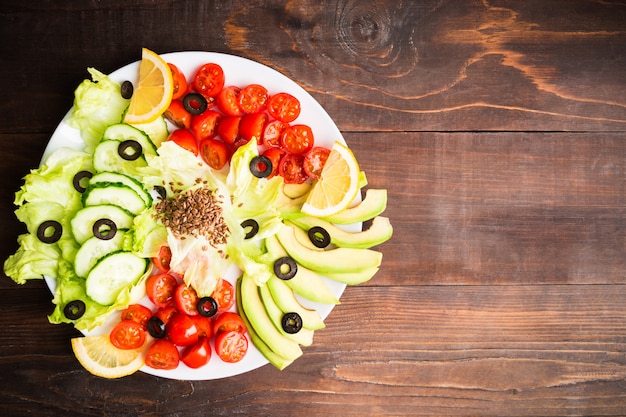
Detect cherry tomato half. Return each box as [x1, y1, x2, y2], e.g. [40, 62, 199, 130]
[164, 99, 192, 129]
[215, 330, 248, 363]
[168, 129, 198, 156]
[211, 279, 235, 313]
[262, 147, 286, 178]
[168, 63, 188, 100]
[167, 312, 199, 347]
[213, 311, 247, 335]
[191, 110, 221, 142]
[191, 314, 214, 338]
[146, 273, 178, 308]
[281, 124, 314, 155]
[120, 304, 152, 328]
[262, 120, 288, 148]
[193, 63, 225, 98]
[199, 138, 230, 170]
[303, 146, 331, 179]
[239, 112, 268, 144]
[268, 92, 301, 123]
[175, 284, 199, 316]
[237, 84, 268, 114]
[110, 320, 146, 350]
[279, 153, 308, 184]
[181, 337, 211, 369]
[145, 339, 180, 370]
[216, 86, 243, 116]
[152, 245, 172, 273]
[216, 116, 241, 145]
[154, 305, 177, 325]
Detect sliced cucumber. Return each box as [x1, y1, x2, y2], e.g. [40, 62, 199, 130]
[102, 123, 157, 156]
[83, 183, 148, 215]
[128, 116, 169, 147]
[85, 251, 149, 306]
[74, 230, 126, 278]
[93, 139, 147, 175]
[70, 204, 134, 245]
[89, 172, 152, 206]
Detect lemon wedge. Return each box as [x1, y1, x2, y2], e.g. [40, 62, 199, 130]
[71, 335, 145, 378]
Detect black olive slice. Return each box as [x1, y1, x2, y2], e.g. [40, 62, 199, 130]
[308, 226, 331, 248]
[240, 219, 259, 239]
[154, 185, 167, 200]
[64, 300, 86, 320]
[37, 220, 63, 244]
[92, 218, 117, 240]
[281, 312, 303, 334]
[273, 256, 297, 280]
[249, 155, 273, 178]
[120, 80, 134, 99]
[72, 170, 93, 193]
[146, 316, 167, 338]
[183, 92, 208, 115]
[197, 296, 218, 317]
[118, 140, 143, 161]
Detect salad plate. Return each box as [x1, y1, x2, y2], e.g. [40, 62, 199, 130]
[42, 51, 355, 380]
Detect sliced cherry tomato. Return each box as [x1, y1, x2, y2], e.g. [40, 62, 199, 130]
[167, 312, 199, 347]
[193, 62, 225, 98]
[164, 99, 192, 129]
[279, 153, 308, 184]
[168, 63, 188, 100]
[303, 146, 331, 179]
[191, 110, 221, 142]
[152, 245, 172, 273]
[199, 138, 230, 170]
[175, 284, 199, 316]
[215, 330, 248, 363]
[181, 337, 211, 369]
[168, 129, 198, 156]
[211, 279, 235, 313]
[154, 305, 177, 325]
[120, 304, 152, 328]
[213, 311, 247, 335]
[110, 320, 146, 350]
[281, 124, 314, 154]
[237, 84, 268, 114]
[146, 273, 178, 308]
[191, 314, 214, 338]
[217, 116, 241, 145]
[145, 339, 180, 370]
[262, 120, 288, 148]
[268, 92, 301, 123]
[216, 86, 243, 116]
[239, 112, 268, 144]
[262, 147, 286, 178]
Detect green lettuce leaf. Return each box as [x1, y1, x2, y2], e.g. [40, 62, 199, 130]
[3, 234, 61, 283]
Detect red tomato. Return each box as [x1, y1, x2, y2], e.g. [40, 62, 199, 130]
[237, 84, 268, 114]
[199, 138, 230, 170]
[152, 245, 172, 273]
[191, 110, 221, 142]
[213, 311, 247, 335]
[216, 116, 241, 145]
[146, 273, 178, 308]
[191, 314, 214, 338]
[193, 63, 225, 98]
[281, 124, 314, 154]
[215, 330, 248, 363]
[110, 320, 146, 350]
[164, 99, 192, 129]
[120, 304, 152, 328]
[303, 146, 331, 179]
[168, 63, 188, 100]
[168, 129, 198, 156]
[181, 337, 211, 369]
[262, 147, 286, 178]
[145, 339, 180, 370]
[268, 92, 301, 123]
[262, 120, 288, 148]
[154, 305, 177, 325]
[239, 112, 268, 144]
[167, 313, 199, 347]
[216, 86, 243, 116]
[279, 153, 308, 184]
[175, 284, 199, 316]
[211, 279, 235, 313]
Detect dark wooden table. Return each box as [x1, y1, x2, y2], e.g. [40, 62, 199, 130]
[1, 1, 625, 416]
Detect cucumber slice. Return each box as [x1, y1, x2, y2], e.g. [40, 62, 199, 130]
[74, 230, 126, 278]
[128, 116, 169, 147]
[83, 183, 148, 215]
[102, 123, 157, 156]
[70, 204, 134, 245]
[85, 251, 149, 306]
[89, 172, 152, 206]
[93, 139, 147, 175]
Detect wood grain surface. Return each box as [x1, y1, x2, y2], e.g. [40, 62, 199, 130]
[1, 1, 625, 416]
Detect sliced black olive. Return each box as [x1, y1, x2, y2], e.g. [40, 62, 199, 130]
[154, 185, 167, 200]
[146, 316, 167, 338]
[273, 256, 297, 280]
[72, 170, 93, 193]
[281, 312, 303, 334]
[240, 219, 259, 239]
[197, 296, 218, 317]
[308, 226, 331, 248]
[63, 300, 86, 320]
[183, 92, 208, 115]
[37, 220, 62, 244]
[92, 218, 117, 240]
[120, 80, 134, 99]
[118, 140, 143, 161]
[249, 155, 273, 178]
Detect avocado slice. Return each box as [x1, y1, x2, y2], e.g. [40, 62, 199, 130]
[321, 188, 387, 225]
[324, 267, 380, 285]
[290, 215, 393, 249]
[266, 276, 326, 330]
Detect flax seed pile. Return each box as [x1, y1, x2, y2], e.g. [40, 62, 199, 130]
[154, 186, 230, 246]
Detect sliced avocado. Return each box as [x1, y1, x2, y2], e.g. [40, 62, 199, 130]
[282, 182, 312, 199]
[321, 188, 387, 225]
[291, 223, 324, 251]
[324, 267, 380, 285]
[277, 224, 383, 274]
[266, 276, 326, 330]
[290, 215, 393, 249]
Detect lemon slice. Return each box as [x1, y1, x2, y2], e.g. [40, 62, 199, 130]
[301, 141, 360, 217]
[71, 335, 145, 378]
[123, 48, 173, 124]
